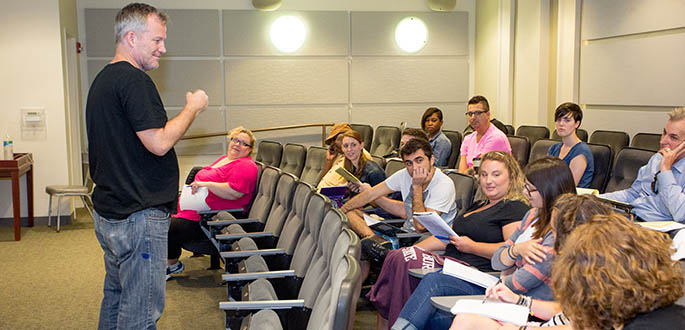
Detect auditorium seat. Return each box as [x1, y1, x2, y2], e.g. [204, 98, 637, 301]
[445, 170, 476, 216]
[507, 135, 530, 168]
[255, 140, 283, 168]
[551, 128, 588, 142]
[516, 125, 550, 148]
[279, 143, 307, 178]
[300, 146, 327, 187]
[350, 123, 374, 152]
[604, 147, 655, 193]
[630, 132, 661, 152]
[370, 126, 401, 157]
[384, 158, 405, 177]
[589, 130, 629, 164]
[529, 139, 557, 163]
[504, 124, 515, 136]
[586, 143, 613, 193]
[442, 130, 462, 169]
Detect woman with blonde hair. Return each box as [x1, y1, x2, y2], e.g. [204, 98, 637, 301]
[369, 151, 530, 329]
[167, 126, 258, 279]
[339, 130, 386, 193]
[449, 193, 615, 329]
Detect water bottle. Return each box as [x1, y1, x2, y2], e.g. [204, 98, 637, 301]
[3, 135, 13, 160]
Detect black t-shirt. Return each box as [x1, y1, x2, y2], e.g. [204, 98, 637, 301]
[86, 61, 178, 219]
[623, 304, 685, 330]
[445, 199, 530, 271]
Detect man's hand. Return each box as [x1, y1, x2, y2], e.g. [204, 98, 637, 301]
[412, 166, 432, 187]
[325, 145, 338, 162]
[186, 89, 208, 115]
[660, 141, 685, 172]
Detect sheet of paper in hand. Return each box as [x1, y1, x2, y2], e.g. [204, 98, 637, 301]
[179, 185, 210, 211]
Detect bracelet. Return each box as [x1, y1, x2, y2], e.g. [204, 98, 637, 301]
[518, 326, 528, 330]
[507, 245, 517, 260]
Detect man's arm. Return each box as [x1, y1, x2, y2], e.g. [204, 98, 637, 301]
[137, 90, 208, 156]
[457, 156, 469, 174]
[657, 142, 685, 222]
[339, 182, 394, 214]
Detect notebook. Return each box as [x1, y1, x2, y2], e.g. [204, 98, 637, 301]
[319, 185, 348, 207]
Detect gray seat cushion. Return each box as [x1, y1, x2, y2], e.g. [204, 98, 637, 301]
[239, 255, 269, 273]
[245, 278, 278, 301]
[213, 211, 236, 221]
[244, 309, 283, 330]
[232, 237, 258, 251]
[221, 223, 246, 235]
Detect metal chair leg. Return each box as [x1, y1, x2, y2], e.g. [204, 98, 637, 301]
[81, 196, 95, 221]
[47, 194, 53, 227]
[56, 195, 61, 232]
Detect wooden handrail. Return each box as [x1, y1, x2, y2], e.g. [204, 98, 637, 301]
[180, 122, 335, 146]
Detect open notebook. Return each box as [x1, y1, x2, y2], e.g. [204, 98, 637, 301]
[450, 299, 529, 326]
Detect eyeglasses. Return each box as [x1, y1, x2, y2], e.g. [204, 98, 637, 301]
[465, 110, 488, 117]
[230, 137, 251, 148]
[651, 171, 660, 194]
[525, 185, 538, 194]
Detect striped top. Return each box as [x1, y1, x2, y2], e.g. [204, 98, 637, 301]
[491, 209, 555, 301]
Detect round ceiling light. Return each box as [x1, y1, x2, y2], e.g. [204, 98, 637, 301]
[270, 16, 306, 53]
[395, 16, 428, 53]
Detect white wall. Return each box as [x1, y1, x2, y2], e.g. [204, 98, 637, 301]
[0, 0, 71, 220]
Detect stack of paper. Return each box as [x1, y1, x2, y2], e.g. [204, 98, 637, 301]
[637, 221, 685, 233]
[413, 211, 459, 239]
[179, 185, 210, 211]
[450, 299, 529, 326]
[442, 259, 499, 288]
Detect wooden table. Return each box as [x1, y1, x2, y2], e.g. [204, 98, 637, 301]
[0, 153, 34, 241]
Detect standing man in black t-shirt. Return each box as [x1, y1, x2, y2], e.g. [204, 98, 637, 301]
[85, 3, 208, 329]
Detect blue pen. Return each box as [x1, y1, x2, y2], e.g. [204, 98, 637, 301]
[435, 235, 449, 240]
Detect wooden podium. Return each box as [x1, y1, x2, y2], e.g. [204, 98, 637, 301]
[0, 153, 34, 241]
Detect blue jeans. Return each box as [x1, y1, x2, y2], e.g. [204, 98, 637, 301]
[94, 208, 170, 330]
[392, 272, 485, 330]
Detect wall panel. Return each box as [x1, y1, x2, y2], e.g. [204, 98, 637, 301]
[582, 0, 685, 40]
[350, 58, 468, 104]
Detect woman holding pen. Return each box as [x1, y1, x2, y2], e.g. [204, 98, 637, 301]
[369, 151, 530, 329]
[391, 156, 576, 330]
[449, 193, 615, 329]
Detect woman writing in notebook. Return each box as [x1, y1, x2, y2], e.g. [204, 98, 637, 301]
[391, 156, 576, 330]
[369, 151, 530, 329]
[449, 193, 615, 329]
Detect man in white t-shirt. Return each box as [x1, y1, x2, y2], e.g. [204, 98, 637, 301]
[340, 138, 457, 238]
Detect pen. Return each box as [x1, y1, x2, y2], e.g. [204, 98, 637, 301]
[435, 235, 449, 240]
[482, 278, 502, 304]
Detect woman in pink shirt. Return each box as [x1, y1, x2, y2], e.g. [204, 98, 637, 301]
[459, 96, 512, 175]
[166, 126, 258, 279]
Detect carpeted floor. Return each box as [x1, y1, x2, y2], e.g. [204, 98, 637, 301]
[0, 209, 378, 330]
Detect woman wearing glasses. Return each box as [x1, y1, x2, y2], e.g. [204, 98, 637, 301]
[166, 126, 259, 279]
[392, 157, 576, 330]
[458, 96, 512, 175]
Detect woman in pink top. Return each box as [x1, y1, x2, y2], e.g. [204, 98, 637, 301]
[459, 96, 512, 175]
[166, 126, 258, 279]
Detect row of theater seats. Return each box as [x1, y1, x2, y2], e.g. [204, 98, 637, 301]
[254, 128, 658, 195]
[184, 162, 482, 329]
[192, 164, 361, 330]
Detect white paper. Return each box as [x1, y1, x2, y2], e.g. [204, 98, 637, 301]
[179, 185, 210, 211]
[671, 229, 685, 261]
[638, 221, 685, 233]
[576, 187, 599, 195]
[363, 213, 382, 226]
[450, 299, 529, 326]
[413, 211, 459, 239]
[442, 258, 499, 289]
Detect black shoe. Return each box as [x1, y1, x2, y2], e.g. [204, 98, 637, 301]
[361, 235, 392, 265]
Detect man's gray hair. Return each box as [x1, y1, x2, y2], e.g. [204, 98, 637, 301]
[114, 3, 167, 44]
[668, 107, 685, 122]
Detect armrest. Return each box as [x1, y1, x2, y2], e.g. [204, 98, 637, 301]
[207, 218, 260, 226]
[396, 232, 422, 239]
[215, 232, 274, 241]
[222, 248, 286, 261]
[382, 219, 407, 225]
[408, 268, 437, 278]
[221, 270, 296, 282]
[219, 299, 304, 311]
[198, 208, 244, 215]
[221, 248, 285, 259]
